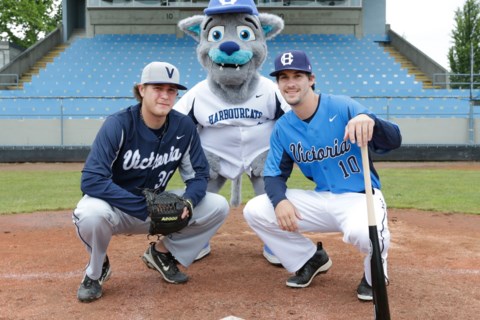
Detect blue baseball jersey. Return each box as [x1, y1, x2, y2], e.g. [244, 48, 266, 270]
[81, 103, 209, 221]
[264, 94, 402, 208]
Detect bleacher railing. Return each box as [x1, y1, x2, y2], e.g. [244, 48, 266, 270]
[433, 73, 480, 91]
[0, 95, 479, 146]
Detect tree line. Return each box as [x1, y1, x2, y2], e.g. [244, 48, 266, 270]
[0, 0, 61, 49]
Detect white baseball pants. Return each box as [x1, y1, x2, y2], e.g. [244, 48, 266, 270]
[243, 188, 390, 286]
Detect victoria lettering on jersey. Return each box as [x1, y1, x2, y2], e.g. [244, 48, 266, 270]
[290, 139, 350, 163]
[123, 146, 182, 170]
[208, 107, 263, 125]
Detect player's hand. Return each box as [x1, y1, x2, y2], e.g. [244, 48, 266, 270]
[181, 207, 190, 220]
[343, 114, 375, 147]
[274, 199, 302, 232]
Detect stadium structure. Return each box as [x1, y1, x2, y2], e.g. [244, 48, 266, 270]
[0, 0, 479, 162]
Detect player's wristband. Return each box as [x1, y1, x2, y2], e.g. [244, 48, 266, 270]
[184, 198, 194, 214]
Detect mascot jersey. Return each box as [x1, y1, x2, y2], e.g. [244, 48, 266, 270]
[175, 76, 290, 180]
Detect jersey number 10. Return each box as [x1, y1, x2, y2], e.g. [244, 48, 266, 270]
[338, 156, 361, 178]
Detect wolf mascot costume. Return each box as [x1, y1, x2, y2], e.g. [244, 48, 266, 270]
[175, 0, 288, 208]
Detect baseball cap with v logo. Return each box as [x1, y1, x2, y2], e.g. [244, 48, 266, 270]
[140, 61, 187, 90]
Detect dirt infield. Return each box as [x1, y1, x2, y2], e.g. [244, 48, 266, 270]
[0, 163, 479, 319]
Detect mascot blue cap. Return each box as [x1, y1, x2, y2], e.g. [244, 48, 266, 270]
[204, 0, 259, 16]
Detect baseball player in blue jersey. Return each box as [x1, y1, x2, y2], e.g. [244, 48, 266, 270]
[73, 61, 229, 302]
[243, 50, 402, 301]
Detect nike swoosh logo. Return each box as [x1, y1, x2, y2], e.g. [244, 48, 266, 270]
[256, 94, 263, 98]
[329, 115, 337, 122]
[159, 260, 170, 271]
[176, 135, 185, 140]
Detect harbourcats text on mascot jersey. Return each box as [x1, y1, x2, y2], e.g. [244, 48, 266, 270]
[175, 0, 289, 206]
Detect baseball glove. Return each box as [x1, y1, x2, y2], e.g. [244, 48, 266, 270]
[142, 189, 192, 236]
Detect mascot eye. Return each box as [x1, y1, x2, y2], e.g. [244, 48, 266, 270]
[237, 26, 255, 42]
[208, 26, 224, 42]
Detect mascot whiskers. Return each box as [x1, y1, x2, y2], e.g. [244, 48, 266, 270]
[175, 0, 288, 264]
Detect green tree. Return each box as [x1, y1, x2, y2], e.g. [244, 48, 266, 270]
[0, 0, 62, 49]
[448, 0, 480, 89]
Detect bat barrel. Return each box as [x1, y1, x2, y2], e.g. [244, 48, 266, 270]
[370, 226, 390, 320]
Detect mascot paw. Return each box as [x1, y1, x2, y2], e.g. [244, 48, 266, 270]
[250, 150, 268, 177]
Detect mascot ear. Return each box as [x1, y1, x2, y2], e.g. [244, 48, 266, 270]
[259, 13, 285, 40]
[178, 15, 205, 42]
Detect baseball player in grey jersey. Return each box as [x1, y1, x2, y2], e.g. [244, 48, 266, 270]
[73, 62, 229, 302]
[243, 50, 402, 301]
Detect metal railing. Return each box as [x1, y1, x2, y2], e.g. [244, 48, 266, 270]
[433, 73, 480, 90]
[0, 95, 479, 146]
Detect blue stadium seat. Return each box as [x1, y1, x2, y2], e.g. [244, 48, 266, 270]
[0, 98, 61, 119]
[2, 33, 479, 120]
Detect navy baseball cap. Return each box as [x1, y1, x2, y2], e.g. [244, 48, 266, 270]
[204, 0, 259, 16]
[269, 50, 313, 77]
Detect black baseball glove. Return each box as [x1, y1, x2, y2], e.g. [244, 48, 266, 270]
[142, 189, 192, 236]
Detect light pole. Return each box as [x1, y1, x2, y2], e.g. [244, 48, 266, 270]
[468, 18, 477, 145]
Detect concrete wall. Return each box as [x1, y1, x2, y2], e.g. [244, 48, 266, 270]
[1, 117, 478, 146]
[86, 7, 364, 37]
[0, 27, 63, 89]
[393, 118, 476, 145]
[362, 0, 385, 35]
[1, 143, 479, 163]
[0, 42, 24, 69]
[0, 119, 103, 146]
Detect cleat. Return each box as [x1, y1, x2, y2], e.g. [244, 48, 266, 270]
[142, 242, 188, 284]
[286, 242, 332, 288]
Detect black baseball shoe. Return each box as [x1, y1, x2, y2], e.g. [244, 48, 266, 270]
[77, 255, 111, 302]
[286, 242, 332, 288]
[142, 242, 189, 284]
[357, 274, 373, 301]
[99, 255, 112, 285]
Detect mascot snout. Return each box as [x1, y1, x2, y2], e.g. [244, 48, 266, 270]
[220, 41, 240, 55]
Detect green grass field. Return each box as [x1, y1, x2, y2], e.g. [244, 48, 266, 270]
[0, 165, 479, 215]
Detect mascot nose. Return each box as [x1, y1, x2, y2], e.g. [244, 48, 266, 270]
[219, 41, 240, 56]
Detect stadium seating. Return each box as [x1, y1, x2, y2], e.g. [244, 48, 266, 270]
[1, 33, 479, 120]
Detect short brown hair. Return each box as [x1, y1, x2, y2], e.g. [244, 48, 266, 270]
[133, 84, 142, 102]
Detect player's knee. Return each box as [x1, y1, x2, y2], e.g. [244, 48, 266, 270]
[74, 196, 117, 223]
[216, 194, 230, 218]
[243, 195, 266, 223]
[344, 228, 370, 253]
[204, 192, 229, 219]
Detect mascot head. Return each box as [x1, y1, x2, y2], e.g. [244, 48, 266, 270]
[178, 0, 284, 104]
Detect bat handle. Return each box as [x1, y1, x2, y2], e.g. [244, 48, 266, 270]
[360, 145, 376, 226]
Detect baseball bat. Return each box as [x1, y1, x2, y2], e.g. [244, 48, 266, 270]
[360, 145, 391, 320]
